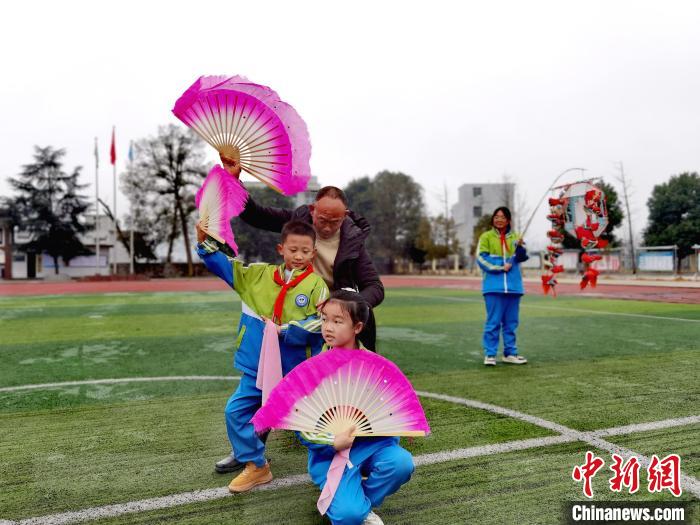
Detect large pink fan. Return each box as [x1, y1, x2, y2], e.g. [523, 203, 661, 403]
[173, 75, 311, 196]
[251, 349, 429, 515]
[251, 349, 430, 438]
[196, 165, 249, 255]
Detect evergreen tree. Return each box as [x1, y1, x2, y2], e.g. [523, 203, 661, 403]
[644, 172, 700, 266]
[7, 146, 91, 273]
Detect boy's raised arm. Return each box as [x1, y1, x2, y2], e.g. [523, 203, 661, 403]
[196, 238, 235, 288]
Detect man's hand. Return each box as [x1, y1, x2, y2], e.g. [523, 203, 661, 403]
[333, 425, 356, 451]
[504, 262, 513, 272]
[220, 153, 242, 179]
[196, 221, 206, 244]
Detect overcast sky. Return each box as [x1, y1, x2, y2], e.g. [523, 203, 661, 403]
[1, 0, 699, 248]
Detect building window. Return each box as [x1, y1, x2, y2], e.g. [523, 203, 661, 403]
[473, 206, 482, 218]
[473, 187, 482, 197]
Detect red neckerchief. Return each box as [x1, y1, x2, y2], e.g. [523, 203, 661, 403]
[498, 228, 507, 256]
[272, 264, 314, 323]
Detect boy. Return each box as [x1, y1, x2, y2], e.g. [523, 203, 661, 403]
[196, 220, 329, 492]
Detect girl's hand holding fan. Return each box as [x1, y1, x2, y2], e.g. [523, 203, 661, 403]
[333, 425, 356, 452]
[251, 349, 430, 516]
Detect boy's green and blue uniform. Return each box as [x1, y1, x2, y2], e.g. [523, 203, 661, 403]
[297, 346, 415, 525]
[476, 227, 529, 358]
[197, 238, 329, 467]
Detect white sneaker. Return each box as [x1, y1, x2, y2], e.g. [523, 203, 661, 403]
[484, 356, 497, 366]
[502, 355, 527, 364]
[362, 511, 384, 525]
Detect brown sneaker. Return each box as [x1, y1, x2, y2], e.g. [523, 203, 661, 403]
[228, 461, 273, 493]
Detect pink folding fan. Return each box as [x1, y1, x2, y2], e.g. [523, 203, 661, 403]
[196, 165, 249, 255]
[173, 75, 311, 196]
[251, 349, 430, 515]
[251, 349, 430, 438]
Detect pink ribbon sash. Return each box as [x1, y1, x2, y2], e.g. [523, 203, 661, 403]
[256, 319, 283, 404]
[317, 448, 353, 516]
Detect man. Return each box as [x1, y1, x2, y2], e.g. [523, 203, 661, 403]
[215, 155, 384, 474]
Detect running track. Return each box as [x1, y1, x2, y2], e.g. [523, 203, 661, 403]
[1, 276, 699, 304]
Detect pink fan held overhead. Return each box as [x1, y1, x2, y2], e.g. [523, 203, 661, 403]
[196, 164, 249, 255]
[173, 75, 311, 196]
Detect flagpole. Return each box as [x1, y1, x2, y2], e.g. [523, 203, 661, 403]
[94, 137, 100, 274]
[111, 126, 117, 275]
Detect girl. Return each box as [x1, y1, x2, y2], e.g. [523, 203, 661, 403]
[298, 289, 415, 525]
[476, 206, 529, 366]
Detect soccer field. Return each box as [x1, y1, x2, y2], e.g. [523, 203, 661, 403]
[1, 288, 699, 524]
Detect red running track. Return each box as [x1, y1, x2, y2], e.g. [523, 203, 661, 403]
[1, 276, 698, 304]
[381, 276, 700, 304]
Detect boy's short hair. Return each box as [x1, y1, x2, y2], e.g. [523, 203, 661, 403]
[315, 186, 348, 207]
[281, 220, 316, 244]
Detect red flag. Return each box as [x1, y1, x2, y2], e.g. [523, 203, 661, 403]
[110, 126, 116, 166]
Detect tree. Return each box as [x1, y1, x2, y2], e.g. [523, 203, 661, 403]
[428, 214, 460, 260]
[408, 216, 431, 270]
[644, 172, 700, 266]
[98, 199, 157, 261]
[7, 146, 91, 274]
[230, 185, 293, 262]
[406, 213, 461, 271]
[344, 176, 375, 218]
[615, 162, 637, 273]
[343, 171, 425, 272]
[500, 175, 516, 216]
[470, 214, 493, 256]
[121, 125, 208, 275]
[562, 181, 623, 249]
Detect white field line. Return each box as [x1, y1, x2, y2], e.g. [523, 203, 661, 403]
[4, 387, 699, 524]
[417, 391, 700, 499]
[522, 303, 700, 323]
[0, 376, 240, 393]
[393, 291, 700, 323]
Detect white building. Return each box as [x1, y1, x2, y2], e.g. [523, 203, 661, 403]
[451, 182, 514, 258]
[10, 214, 131, 279]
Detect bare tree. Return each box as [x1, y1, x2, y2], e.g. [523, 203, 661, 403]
[615, 162, 637, 274]
[501, 173, 529, 232]
[121, 125, 207, 276]
[501, 173, 515, 212]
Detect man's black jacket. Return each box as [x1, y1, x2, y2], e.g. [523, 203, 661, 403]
[239, 197, 384, 308]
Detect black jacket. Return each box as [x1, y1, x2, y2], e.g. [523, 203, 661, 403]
[239, 197, 385, 308]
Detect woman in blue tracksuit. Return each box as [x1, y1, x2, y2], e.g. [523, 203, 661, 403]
[476, 207, 529, 366]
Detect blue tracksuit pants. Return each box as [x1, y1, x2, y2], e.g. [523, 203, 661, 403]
[225, 372, 267, 467]
[482, 293, 522, 358]
[308, 437, 414, 525]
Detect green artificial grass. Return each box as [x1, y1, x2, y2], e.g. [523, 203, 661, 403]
[1, 288, 698, 523]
